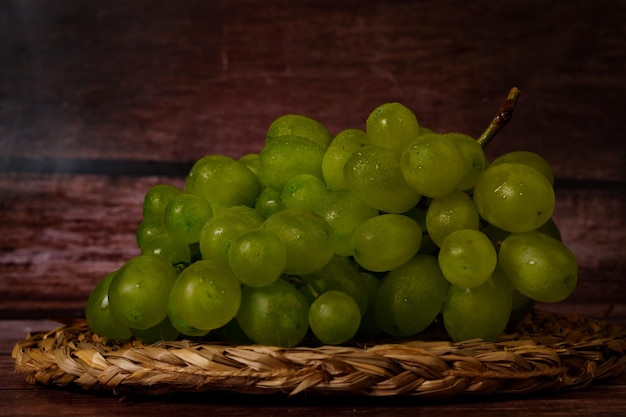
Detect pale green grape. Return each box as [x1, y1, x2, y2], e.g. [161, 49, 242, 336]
[314, 189, 379, 256]
[140, 233, 191, 266]
[366, 102, 420, 156]
[473, 162, 555, 233]
[85, 271, 132, 340]
[322, 128, 369, 190]
[400, 132, 465, 198]
[498, 231, 578, 303]
[438, 229, 497, 288]
[130, 316, 180, 344]
[351, 214, 422, 272]
[260, 207, 335, 275]
[259, 135, 326, 191]
[142, 184, 182, 219]
[280, 173, 329, 210]
[168, 260, 241, 331]
[425, 190, 480, 247]
[490, 150, 554, 185]
[237, 279, 310, 348]
[185, 154, 262, 211]
[163, 192, 213, 244]
[444, 132, 488, 191]
[255, 187, 286, 218]
[108, 255, 178, 330]
[309, 290, 361, 345]
[344, 145, 420, 213]
[375, 254, 449, 337]
[167, 296, 211, 337]
[136, 216, 167, 249]
[266, 114, 332, 150]
[228, 228, 287, 287]
[199, 205, 265, 268]
[238, 153, 261, 177]
[442, 275, 512, 342]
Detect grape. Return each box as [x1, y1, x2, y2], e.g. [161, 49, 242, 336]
[227, 229, 287, 287]
[260, 207, 335, 275]
[498, 231, 578, 303]
[442, 275, 512, 342]
[238, 153, 261, 177]
[259, 135, 326, 191]
[163, 192, 213, 244]
[199, 205, 264, 268]
[444, 133, 488, 191]
[185, 155, 262, 212]
[168, 260, 242, 331]
[140, 233, 191, 266]
[425, 190, 480, 247]
[167, 296, 211, 337]
[322, 128, 369, 191]
[375, 254, 449, 337]
[351, 213, 422, 272]
[400, 132, 465, 198]
[136, 216, 168, 249]
[309, 290, 361, 345]
[142, 184, 182, 219]
[438, 229, 497, 288]
[344, 145, 420, 213]
[490, 150, 554, 185]
[356, 273, 383, 339]
[314, 189, 379, 256]
[85, 271, 132, 340]
[108, 255, 178, 330]
[218, 318, 253, 345]
[255, 187, 286, 218]
[473, 162, 555, 233]
[131, 316, 180, 344]
[237, 279, 310, 348]
[266, 114, 332, 150]
[280, 173, 329, 210]
[366, 102, 420, 156]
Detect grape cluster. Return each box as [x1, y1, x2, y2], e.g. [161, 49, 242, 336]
[86, 101, 578, 346]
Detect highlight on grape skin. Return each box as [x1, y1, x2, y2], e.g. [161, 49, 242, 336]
[86, 89, 579, 346]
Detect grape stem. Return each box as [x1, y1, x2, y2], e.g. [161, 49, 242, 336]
[476, 87, 521, 149]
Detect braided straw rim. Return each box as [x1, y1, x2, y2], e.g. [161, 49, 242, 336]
[12, 310, 626, 398]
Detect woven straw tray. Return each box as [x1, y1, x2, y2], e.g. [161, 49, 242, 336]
[11, 309, 626, 399]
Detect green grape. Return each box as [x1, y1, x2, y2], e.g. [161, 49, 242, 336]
[199, 205, 265, 268]
[85, 271, 132, 340]
[227, 228, 287, 287]
[314, 189, 379, 256]
[400, 132, 465, 198]
[344, 145, 420, 213]
[238, 153, 261, 177]
[536, 217, 562, 241]
[167, 295, 211, 337]
[218, 318, 253, 345]
[108, 255, 178, 330]
[260, 207, 335, 275]
[266, 114, 332, 150]
[280, 173, 329, 210]
[163, 192, 213, 244]
[356, 273, 383, 339]
[321, 128, 369, 191]
[237, 279, 310, 348]
[303, 255, 369, 315]
[309, 290, 361, 345]
[136, 216, 167, 249]
[425, 190, 480, 247]
[255, 187, 286, 218]
[168, 260, 242, 331]
[444, 132, 488, 191]
[184, 154, 262, 211]
[473, 162, 555, 233]
[351, 213, 422, 272]
[259, 135, 326, 191]
[442, 276, 512, 342]
[142, 183, 182, 219]
[438, 229, 497, 288]
[140, 233, 191, 266]
[375, 254, 449, 337]
[490, 150, 555, 185]
[130, 316, 180, 344]
[366, 102, 420, 156]
[498, 231, 578, 303]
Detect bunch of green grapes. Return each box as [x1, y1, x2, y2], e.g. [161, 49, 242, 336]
[86, 96, 578, 347]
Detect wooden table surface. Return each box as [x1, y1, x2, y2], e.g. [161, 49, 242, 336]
[1, 1, 625, 415]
